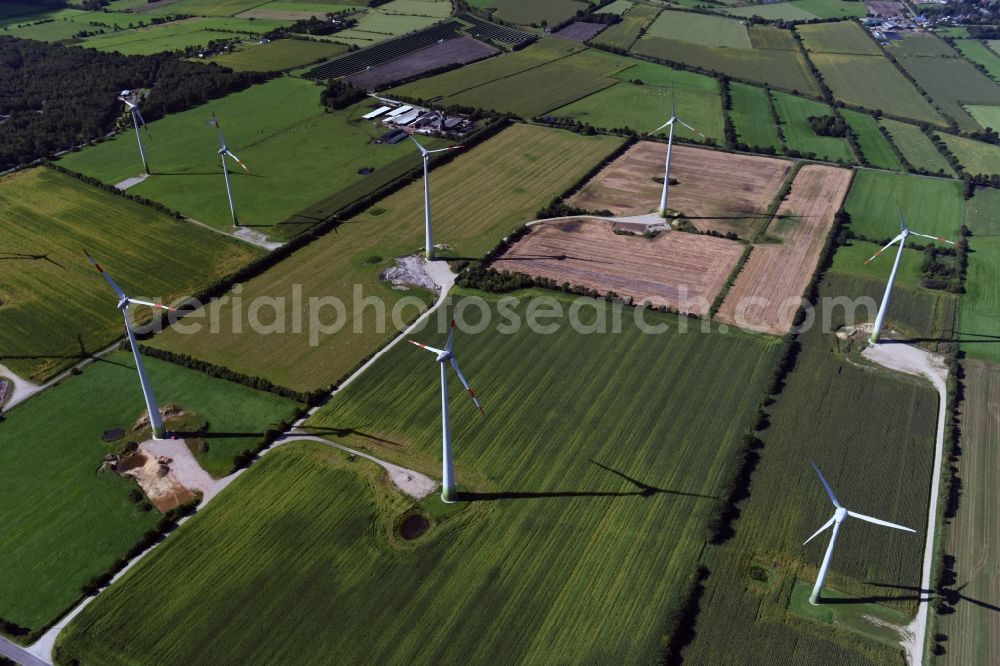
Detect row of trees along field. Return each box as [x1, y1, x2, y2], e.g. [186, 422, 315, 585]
[0, 36, 270, 172]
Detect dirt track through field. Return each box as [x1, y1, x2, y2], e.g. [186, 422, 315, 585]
[491, 219, 743, 315]
[717, 164, 852, 334]
[567, 142, 790, 237]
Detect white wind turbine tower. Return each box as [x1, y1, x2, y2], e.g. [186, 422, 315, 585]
[410, 319, 484, 503]
[864, 197, 956, 344]
[85, 251, 177, 440]
[208, 112, 249, 227]
[803, 462, 915, 605]
[119, 91, 150, 175]
[408, 133, 463, 261]
[650, 92, 704, 218]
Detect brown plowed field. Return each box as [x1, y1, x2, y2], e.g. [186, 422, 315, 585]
[716, 164, 852, 334]
[567, 141, 791, 238]
[490, 219, 744, 316]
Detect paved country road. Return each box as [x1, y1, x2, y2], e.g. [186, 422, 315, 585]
[0, 637, 47, 666]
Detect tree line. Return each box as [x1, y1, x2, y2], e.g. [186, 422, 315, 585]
[0, 36, 270, 172]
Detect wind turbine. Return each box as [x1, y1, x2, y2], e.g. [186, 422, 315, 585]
[119, 91, 150, 175]
[207, 112, 249, 227]
[803, 462, 915, 605]
[409, 319, 483, 503]
[408, 133, 462, 261]
[85, 251, 176, 440]
[864, 197, 956, 344]
[650, 92, 704, 218]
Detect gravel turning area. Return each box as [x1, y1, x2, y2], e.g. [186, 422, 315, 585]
[491, 219, 743, 315]
[568, 142, 791, 238]
[346, 37, 498, 89]
[717, 165, 852, 334]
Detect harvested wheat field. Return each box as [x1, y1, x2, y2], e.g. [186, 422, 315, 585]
[717, 165, 853, 334]
[491, 219, 744, 315]
[567, 142, 791, 237]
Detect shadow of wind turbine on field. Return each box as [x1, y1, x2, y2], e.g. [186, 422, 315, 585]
[458, 460, 718, 503]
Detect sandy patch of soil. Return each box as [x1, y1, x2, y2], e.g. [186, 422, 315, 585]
[116, 448, 196, 512]
[717, 165, 852, 334]
[491, 219, 743, 316]
[567, 142, 791, 237]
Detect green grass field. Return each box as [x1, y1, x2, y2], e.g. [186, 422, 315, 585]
[0, 167, 260, 383]
[4, 17, 92, 41]
[685, 282, 939, 664]
[201, 38, 349, 71]
[841, 109, 904, 170]
[730, 82, 782, 151]
[644, 10, 750, 48]
[958, 189, 1000, 362]
[0, 351, 299, 634]
[148, 124, 624, 392]
[829, 240, 923, 287]
[58, 292, 783, 665]
[476, 0, 588, 26]
[595, 0, 633, 14]
[954, 39, 1000, 81]
[727, 0, 865, 19]
[58, 77, 434, 238]
[0, 6, 86, 30]
[771, 91, 854, 162]
[798, 20, 880, 55]
[888, 31, 958, 57]
[938, 359, 1000, 666]
[748, 24, 798, 50]
[843, 170, 965, 242]
[938, 132, 1000, 177]
[809, 53, 944, 125]
[77, 17, 291, 55]
[725, 2, 816, 20]
[128, 0, 275, 17]
[393, 44, 632, 118]
[897, 55, 1000, 131]
[591, 3, 659, 50]
[966, 104, 1000, 131]
[879, 118, 955, 176]
[549, 63, 724, 142]
[632, 35, 820, 96]
[63, 10, 152, 29]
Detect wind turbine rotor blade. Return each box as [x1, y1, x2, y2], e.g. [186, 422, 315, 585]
[650, 119, 673, 134]
[446, 319, 456, 352]
[408, 339, 446, 356]
[427, 145, 464, 154]
[677, 118, 706, 138]
[119, 97, 136, 110]
[226, 149, 249, 172]
[83, 250, 128, 301]
[408, 134, 428, 154]
[127, 298, 177, 312]
[847, 511, 916, 533]
[811, 462, 842, 508]
[450, 357, 484, 415]
[909, 231, 956, 245]
[864, 234, 905, 265]
[803, 516, 836, 545]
